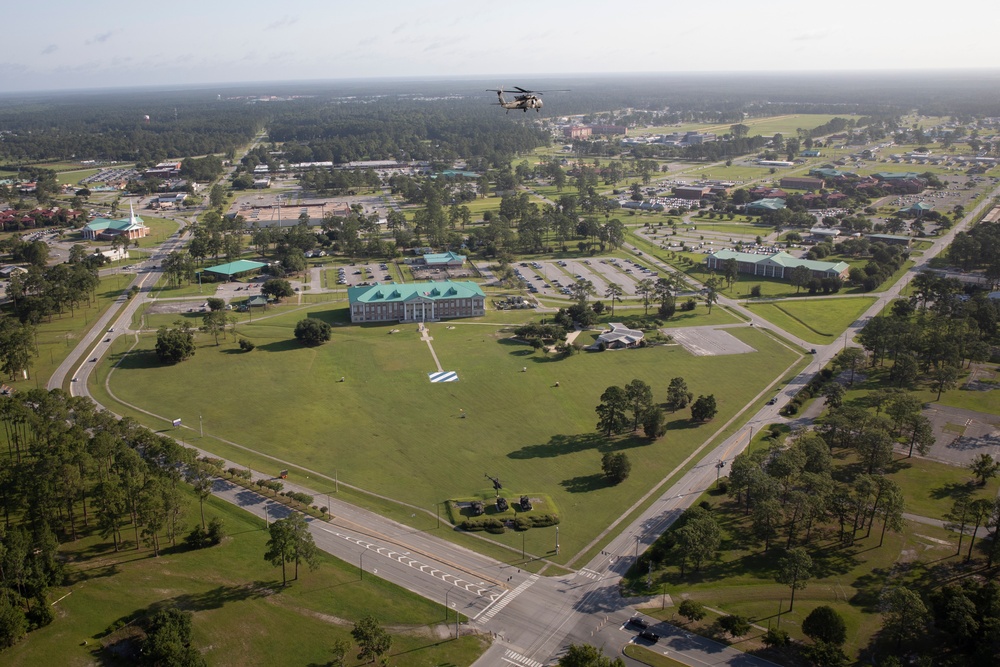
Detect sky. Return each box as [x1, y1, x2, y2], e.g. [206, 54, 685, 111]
[3, 0, 997, 93]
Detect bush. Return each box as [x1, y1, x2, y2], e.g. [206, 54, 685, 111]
[483, 518, 506, 534]
[238, 338, 255, 352]
[529, 514, 560, 527]
[460, 520, 485, 532]
[199, 456, 225, 470]
[513, 516, 532, 531]
[206, 517, 225, 546]
[227, 467, 251, 481]
[286, 491, 314, 506]
[762, 628, 790, 648]
[185, 525, 208, 548]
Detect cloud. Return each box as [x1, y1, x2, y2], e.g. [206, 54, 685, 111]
[265, 16, 298, 30]
[87, 30, 118, 45]
[40, 44, 57, 55]
[792, 29, 832, 42]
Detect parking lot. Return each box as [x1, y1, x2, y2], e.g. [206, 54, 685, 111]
[507, 256, 667, 299]
[334, 261, 395, 287]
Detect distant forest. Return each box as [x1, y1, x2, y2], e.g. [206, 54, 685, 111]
[2, 71, 1000, 164]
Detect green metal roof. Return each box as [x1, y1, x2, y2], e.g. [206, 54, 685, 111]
[874, 171, 920, 180]
[204, 260, 268, 276]
[349, 281, 484, 305]
[85, 215, 146, 232]
[422, 251, 466, 265]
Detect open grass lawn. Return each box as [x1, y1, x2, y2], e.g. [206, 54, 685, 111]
[680, 220, 775, 239]
[632, 489, 976, 662]
[94, 308, 799, 562]
[743, 297, 877, 344]
[56, 168, 101, 186]
[5, 488, 486, 667]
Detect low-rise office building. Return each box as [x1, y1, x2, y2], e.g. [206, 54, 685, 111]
[348, 281, 485, 323]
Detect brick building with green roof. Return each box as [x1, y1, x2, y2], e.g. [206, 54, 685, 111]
[348, 281, 485, 323]
[706, 249, 849, 281]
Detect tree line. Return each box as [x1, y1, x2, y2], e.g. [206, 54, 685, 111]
[0, 389, 225, 649]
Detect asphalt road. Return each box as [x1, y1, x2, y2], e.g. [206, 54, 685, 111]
[57, 165, 1000, 666]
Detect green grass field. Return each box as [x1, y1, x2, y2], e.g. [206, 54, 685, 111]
[4, 486, 486, 667]
[94, 306, 800, 561]
[743, 297, 876, 344]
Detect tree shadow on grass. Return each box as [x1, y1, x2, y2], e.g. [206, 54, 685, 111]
[560, 473, 612, 494]
[257, 339, 302, 353]
[930, 481, 976, 501]
[305, 310, 344, 325]
[663, 416, 702, 432]
[110, 349, 163, 371]
[850, 565, 895, 612]
[508, 432, 606, 459]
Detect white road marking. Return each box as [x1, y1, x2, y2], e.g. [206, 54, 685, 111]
[502, 649, 544, 667]
[318, 527, 502, 601]
[475, 575, 538, 621]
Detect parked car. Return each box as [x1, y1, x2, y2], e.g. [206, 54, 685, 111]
[626, 617, 649, 630]
[638, 630, 659, 643]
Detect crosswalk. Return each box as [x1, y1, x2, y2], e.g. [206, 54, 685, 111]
[502, 649, 544, 667]
[578, 568, 601, 580]
[475, 575, 538, 621]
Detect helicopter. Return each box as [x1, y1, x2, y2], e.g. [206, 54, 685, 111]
[487, 86, 568, 114]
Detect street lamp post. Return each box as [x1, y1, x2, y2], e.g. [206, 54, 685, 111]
[263, 504, 268, 528]
[635, 535, 640, 561]
[555, 526, 559, 555]
[199, 414, 203, 438]
[359, 549, 365, 581]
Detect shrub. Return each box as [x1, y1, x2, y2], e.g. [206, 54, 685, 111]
[286, 491, 314, 506]
[460, 520, 485, 532]
[238, 338, 255, 352]
[513, 516, 532, 531]
[529, 514, 560, 527]
[483, 518, 506, 534]
[762, 628, 790, 647]
[227, 467, 251, 481]
[199, 456, 225, 470]
[206, 517, 225, 546]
